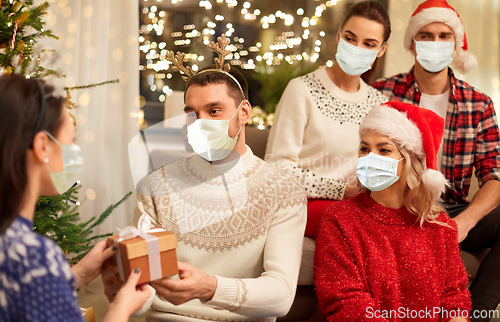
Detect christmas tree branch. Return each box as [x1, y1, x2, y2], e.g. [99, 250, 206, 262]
[35, 184, 132, 265]
[64, 79, 120, 91]
[88, 191, 132, 230]
[86, 234, 113, 242]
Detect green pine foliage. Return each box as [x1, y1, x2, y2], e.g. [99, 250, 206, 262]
[0, 0, 58, 77]
[252, 61, 316, 114]
[34, 184, 132, 265]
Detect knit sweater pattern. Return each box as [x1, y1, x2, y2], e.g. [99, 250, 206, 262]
[265, 66, 387, 200]
[0, 216, 81, 322]
[314, 192, 471, 322]
[138, 147, 307, 322]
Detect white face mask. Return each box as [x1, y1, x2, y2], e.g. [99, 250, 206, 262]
[335, 37, 382, 76]
[44, 131, 83, 194]
[414, 40, 455, 73]
[357, 152, 403, 192]
[187, 100, 244, 161]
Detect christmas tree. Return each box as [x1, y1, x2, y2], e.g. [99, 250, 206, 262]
[0, 0, 59, 77]
[1, 0, 129, 263]
[35, 185, 131, 265]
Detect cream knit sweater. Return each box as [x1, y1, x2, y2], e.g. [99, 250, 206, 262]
[265, 66, 387, 200]
[137, 146, 307, 322]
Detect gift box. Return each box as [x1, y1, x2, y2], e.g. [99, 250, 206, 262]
[81, 307, 95, 322]
[105, 213, 179, 284]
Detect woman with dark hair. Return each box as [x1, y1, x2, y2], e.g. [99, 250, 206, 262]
[315, 101, 470, 321]
[0, 74, 151, 321]
[265, 1, 391, 238]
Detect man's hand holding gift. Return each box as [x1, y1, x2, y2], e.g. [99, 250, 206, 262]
[150, 261, 217, 305]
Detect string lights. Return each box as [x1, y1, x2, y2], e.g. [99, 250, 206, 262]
[140, 0, 342, 102]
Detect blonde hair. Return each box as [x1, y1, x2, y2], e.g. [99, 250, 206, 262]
[398, 147, 448, 228]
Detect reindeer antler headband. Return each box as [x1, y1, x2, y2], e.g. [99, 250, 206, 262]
[166, 35, 245, 99]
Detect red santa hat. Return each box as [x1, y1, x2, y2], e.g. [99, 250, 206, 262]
[404, 0, 478, 74]
[359, 100, 448, 196]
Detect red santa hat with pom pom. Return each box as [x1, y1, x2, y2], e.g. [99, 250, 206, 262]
[404, 0, 478, 74]
[359, 100, 448, 196]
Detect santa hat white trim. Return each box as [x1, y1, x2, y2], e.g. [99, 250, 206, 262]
[404, 7, 478, 74]
[360, 103, 448, 196]
[359, 105, 424, 157]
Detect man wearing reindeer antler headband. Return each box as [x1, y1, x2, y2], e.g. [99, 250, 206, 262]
[102, 35, 307, 321]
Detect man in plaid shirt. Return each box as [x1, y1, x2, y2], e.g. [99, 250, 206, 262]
[372, 1, 500, 321]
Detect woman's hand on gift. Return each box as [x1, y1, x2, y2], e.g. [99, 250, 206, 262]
[150, 261, 218, 305]
[102, 265, 124, 303]
[104, 268, 152, 322]
[71, 240, 117, 288]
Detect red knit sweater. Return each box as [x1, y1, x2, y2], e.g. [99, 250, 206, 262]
[314, 192, 471, 322]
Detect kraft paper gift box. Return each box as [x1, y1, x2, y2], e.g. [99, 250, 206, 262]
[81, 307, 95, 322]
[105, 213, 179, 285]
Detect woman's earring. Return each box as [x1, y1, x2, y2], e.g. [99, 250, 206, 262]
[44, 158, 49, 163]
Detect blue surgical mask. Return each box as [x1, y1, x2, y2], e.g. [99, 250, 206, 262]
[414, 40, 454, 73]
[44, 131, 83, 194]
[357, 152, 403, 192]
[335, 37, 382, 76]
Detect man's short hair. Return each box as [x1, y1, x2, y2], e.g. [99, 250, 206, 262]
[185, 65, 249, 106]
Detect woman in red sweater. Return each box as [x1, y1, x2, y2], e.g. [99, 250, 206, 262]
[314, 100, 471, 321]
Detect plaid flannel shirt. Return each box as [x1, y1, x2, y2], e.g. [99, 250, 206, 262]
[372, 67, 500, 204]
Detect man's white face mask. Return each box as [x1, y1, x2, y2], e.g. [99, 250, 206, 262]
[414, 39, 455, 73]
[187, 100, 244, 161]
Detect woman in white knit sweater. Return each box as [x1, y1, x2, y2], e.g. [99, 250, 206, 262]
[265, 1, 390, 238]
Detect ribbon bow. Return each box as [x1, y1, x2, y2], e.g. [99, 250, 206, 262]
[118, 213, 163, 240]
